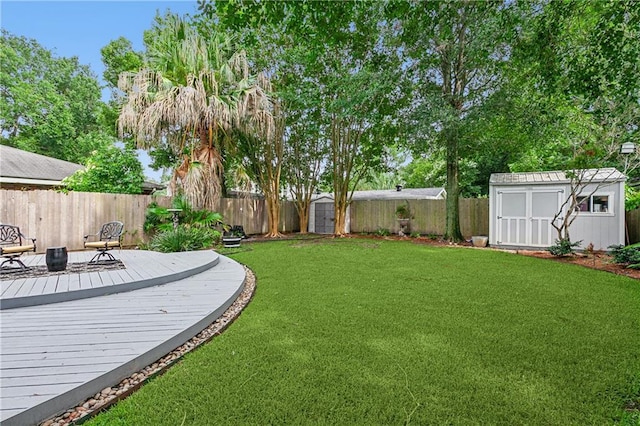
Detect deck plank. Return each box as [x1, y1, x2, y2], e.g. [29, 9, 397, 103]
[41, 275, 59, 295]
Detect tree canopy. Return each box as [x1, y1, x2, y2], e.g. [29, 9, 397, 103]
[7, 1, 637, 235]
[195, 0, 639, 237]
[63, 142, 145, 194]
[200, 0, 404, 234]
[0, 30, 110, 164]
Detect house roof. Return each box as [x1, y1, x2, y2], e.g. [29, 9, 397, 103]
[0, 145, 164, 193]
[489, 168, 626, 185]
[312, 187, 446, 202]
[1, 145, 83, 182]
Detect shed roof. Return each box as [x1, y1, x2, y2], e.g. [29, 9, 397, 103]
[312, 187, 446, 202]
[490, 168, 625, 185]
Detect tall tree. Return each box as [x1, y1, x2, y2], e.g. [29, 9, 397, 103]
[237, 89, 284, 238]
[512, 0, 640, 244]
[392, 1, 518, 241]
[518, 0, 640, 171]
[100, 37, 144, 140]
[201, 0, 402, 235]
[100, 37, 143, 89]
[117, 14, 273, 210]
[281, 72, 328, 234]
[0, 30, 109, 164]
[327, 64, 394, 235]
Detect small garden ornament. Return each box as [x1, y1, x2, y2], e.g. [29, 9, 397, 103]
[395, 203, 412, 237]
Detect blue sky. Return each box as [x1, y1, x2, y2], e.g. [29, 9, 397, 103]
[1, 1, 200, 181]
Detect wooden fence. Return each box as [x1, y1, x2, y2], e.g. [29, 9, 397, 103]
[2, 188, 636, 253]
[215, 197, 299, 235]
[627, 209, 640, 244]
[0, 190, 299, 253]
[349, 198, 490, 237]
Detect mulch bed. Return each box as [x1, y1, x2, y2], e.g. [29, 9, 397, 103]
[514, 249, 640, 280]
[381, 234, 639, 280]
[0, 260, 126, 280]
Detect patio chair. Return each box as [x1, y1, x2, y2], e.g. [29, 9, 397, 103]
[0, 224, 36, 270]
[84, 221, 124, 263]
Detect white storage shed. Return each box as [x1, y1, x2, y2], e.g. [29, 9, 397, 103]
[309, 187, 446, 234]
[489, 168, 625, 251]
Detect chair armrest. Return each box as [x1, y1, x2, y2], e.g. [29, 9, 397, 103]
[19, 232, 36, 252]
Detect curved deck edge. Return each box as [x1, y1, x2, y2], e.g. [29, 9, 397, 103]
[0, 255, 246, 426]
[0, 250, 220, 310]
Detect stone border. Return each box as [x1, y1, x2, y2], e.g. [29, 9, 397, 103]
[40, 265, 257, 426]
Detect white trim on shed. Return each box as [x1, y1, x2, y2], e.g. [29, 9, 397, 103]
[489, 168, 625, 250]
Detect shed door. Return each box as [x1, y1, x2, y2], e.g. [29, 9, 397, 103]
[497, 189, 562, 247]
[530, 191, 560, 246]
[497, 191, 528, 246]
[314, 203, 335, 234]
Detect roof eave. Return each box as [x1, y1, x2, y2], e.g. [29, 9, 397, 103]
[0, 177, 65, 186]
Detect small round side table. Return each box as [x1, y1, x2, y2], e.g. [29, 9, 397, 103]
[46, 247, 68, 272]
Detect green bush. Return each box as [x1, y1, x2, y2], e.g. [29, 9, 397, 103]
[374, 228, 391, 237]
[149, 225, 221, 253]
[143, 202, 169, 233]
[608, 243, 640, 267]
[144, 196, 223, 234]
[547, 238, 582, 256]
[62, 142, 145, 194]
[625, 186, 640, 211]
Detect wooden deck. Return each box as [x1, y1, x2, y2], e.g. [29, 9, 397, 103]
[1, 250, 219, 309]
[0, 250, 246, 426]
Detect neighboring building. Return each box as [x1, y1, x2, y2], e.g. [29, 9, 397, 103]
[489, 168, 625, 251]
[0, 145, 164, 194]
[309, 187, 447, 234]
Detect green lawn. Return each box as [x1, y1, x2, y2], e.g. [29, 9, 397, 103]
[89, 239, 640, 425]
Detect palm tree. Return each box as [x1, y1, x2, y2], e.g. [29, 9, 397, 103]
[118, 14, 273, 210]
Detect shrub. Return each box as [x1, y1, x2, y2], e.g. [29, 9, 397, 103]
[625, 186, 640, 211]
[374, 228, 391, 237]
[143, 202, 170, 233]
[608, 243, 640, 267]
[410, 232, 421, 238]
[144, 196, 223, 235]
[149, 225, 221, 253]
[547, 238, 582, 257]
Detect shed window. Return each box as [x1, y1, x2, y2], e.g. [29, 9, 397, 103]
[577, 195, 610, 213]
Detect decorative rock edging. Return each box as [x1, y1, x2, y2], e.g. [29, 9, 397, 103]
[39, 265, 257, 426]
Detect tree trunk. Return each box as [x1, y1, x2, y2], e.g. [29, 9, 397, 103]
[444, 132, 464, 242]
[333, 189, 348, 236]
[296, 201, 310, 234]
[334, 203, 346, 236]
[264, 197, 281, 238]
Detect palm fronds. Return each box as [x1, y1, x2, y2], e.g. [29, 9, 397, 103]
[117, 14, 274, 209]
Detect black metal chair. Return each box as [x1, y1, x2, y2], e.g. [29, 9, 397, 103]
[84, 221, 124, 263]
[0, 224, 36, 270]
